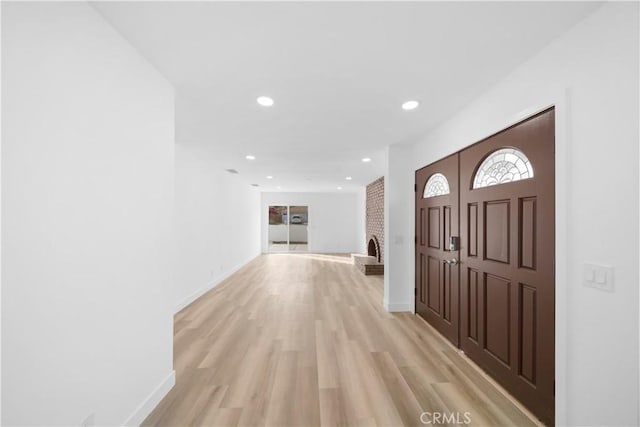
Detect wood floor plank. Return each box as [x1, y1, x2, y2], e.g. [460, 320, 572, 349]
[143, 253, 542, 426]
[319, 388, 348, 427]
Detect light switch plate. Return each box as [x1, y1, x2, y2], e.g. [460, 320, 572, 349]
[583, 263, 614, 292]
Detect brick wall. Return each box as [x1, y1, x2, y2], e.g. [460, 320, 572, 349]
[366, 177, 384, 262]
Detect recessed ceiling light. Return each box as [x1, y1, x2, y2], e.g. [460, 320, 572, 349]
[245, 155, 256, 160]
[266, 175, 273, 179]
[337, 186, 343, 190]
[345, 176, 352, 180]
[257, 96, 274, 107]
[361, 157, 371, 163]
[402, 100, 420, 111]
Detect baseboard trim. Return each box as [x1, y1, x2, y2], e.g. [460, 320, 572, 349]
[122, 370, 175, 427]
[384, 301, 413, 312]
[174, 254, 259, 314]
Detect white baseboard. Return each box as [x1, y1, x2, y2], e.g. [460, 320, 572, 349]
[174, 254, 259, 314]
[122, 370, 175, 427]
[384, 301, 413, 312]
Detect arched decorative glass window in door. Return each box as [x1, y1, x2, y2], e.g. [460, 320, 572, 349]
[423, 173, 450, 198]
[472, 147, 534, 189]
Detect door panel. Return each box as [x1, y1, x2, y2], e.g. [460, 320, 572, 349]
[467, 268, 479, 342]
[415, 154, 460, 346]
[520, 197, 537, 269]
[484, 273, 511, 365]
[459, 108, 555, 425]
[485, 200, 511, 263]
[428, 208, 440, 248]
[427, 256, 441, 313]
[519, 282, 537, 383]
[468, 204, 478, 257]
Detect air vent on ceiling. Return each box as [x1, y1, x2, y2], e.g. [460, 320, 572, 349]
[225, 168, 239, 174]
[250, 184, 259, 187]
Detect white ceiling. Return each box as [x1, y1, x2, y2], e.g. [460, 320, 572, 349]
[93, 1, 600, 192]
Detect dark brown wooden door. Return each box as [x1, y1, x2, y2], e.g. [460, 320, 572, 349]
[459, 109, 555, 425]
[415, 154, 460, 346]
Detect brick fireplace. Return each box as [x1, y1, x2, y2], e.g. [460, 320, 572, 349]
[366, 176, 384, 261]
[354, 176, 384, 275]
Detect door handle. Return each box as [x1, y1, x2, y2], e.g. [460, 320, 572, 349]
[442, 258, 459, 266]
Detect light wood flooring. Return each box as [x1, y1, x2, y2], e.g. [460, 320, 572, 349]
[143, 253, 540, 426]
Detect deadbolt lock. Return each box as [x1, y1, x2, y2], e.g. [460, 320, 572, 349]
[449, 236, 459, 251]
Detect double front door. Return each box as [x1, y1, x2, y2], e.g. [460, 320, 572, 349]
[415, 109, 555, 425]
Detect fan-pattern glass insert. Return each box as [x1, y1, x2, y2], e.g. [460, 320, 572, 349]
[473, 148, 534, 189]
[423, 173, 450, 198]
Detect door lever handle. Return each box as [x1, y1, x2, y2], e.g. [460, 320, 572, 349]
[443, 258, 459, 266]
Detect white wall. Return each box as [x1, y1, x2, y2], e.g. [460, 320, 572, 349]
[1, 3, 4, 422]
[383, 144, 414, 312]
[385, 3, 639, 426]
[173, 144, 261, 312]
[2, 3, 175, 425]
[261, 192, 365, 253]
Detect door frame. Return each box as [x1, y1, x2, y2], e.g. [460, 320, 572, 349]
[410, 92, 569, 425]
